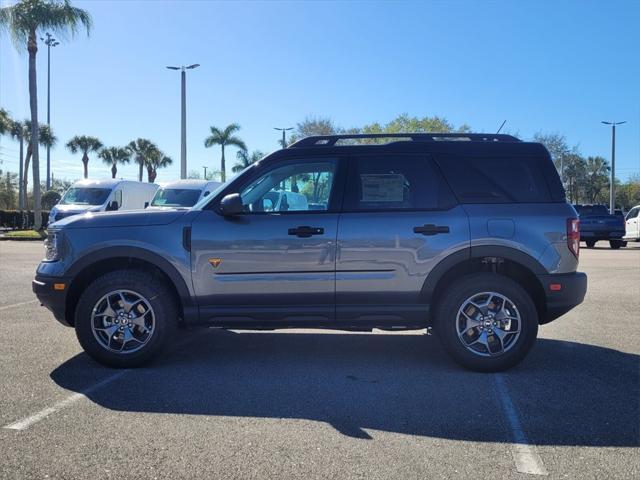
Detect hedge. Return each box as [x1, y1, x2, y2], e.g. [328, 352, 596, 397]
[0, 210, 50, 230]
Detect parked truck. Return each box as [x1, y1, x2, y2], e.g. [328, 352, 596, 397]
[573, 204, 626, 249]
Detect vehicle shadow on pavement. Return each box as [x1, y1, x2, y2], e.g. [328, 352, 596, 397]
[50, 330, 639, 446]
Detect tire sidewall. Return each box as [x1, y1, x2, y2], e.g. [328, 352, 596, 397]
[435, 273, 538, 372]
[75, 270, 177, 368]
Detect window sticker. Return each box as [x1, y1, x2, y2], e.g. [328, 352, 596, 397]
[360, 174, 405, 202]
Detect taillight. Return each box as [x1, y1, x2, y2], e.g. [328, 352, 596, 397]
[567, 218, 580, 258]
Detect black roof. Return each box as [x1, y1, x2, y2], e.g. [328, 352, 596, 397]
[278, 133, 548, 158]
[289, 132, 521, 148]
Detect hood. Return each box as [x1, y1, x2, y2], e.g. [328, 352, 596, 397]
[50, 204, 100, 215]
[53, 209, 187, 229]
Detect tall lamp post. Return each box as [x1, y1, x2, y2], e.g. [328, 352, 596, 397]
[274, 127, 293, 148]
[601, 121, 626, 214]
[167, 64, 200, 179]
[41, 32, 59, 190]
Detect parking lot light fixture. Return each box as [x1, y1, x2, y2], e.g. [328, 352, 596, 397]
[41, 32, 59, 190]
[167, 64, 200, 179]
[601, 121, 626, 214]
[274, 127, 293, 148]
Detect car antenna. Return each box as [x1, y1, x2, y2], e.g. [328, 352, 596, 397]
[496, 120, 507, 134]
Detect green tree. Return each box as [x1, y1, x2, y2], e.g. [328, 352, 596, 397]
[0, 170, 18, 209]
[127, 138, 156, 182]
[563, 153, 587, 203]
[66, 135, 103, 179]
[99, 146, 131, 179]
[204, 123, 247, 182]
[40, 189, 61, 209]
[22, 121, 56, 209]
[288, 116, 339, 145]
[232, 149, 264, 173]
[0, 0, 92, 229]
[145, 149, 172, 183]
[6, 119, 27, 209]
[616, 175, 640, 209]
[583, 156, 610, 204]
[0, 108, 10, 135]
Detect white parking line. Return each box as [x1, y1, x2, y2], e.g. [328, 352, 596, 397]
[3, 370, 128, 431]
[0, 300, 38, 311]
[494, 373, 548, 476]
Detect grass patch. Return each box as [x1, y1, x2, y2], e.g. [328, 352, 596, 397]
[3, 229, 46, 239]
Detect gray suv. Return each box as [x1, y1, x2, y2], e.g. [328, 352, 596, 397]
[34, 133, 587, 371]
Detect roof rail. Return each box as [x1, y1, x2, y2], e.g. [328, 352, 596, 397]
[288, 132, 521, 148]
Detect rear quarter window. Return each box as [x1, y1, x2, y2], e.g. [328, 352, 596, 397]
[435, 154, 555, 203]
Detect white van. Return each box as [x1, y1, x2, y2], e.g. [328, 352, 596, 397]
[49, 179, 159, 224]
[148, 180, 222, 209]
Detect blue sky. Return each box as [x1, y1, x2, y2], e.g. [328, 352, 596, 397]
[1, 0, 639, 182]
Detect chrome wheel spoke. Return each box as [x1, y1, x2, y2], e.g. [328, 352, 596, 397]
[91, 289, 155, 354]
[456, 291, 522, 358]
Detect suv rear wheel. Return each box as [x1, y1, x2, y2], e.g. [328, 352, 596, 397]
[75, 269, 178, 368]
[434, 273, 538, 372]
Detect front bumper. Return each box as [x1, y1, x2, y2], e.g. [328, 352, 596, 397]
[536, 271, 587, 324]
[33, 274, 72, 327]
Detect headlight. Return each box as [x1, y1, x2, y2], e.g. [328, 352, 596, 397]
[44, 231, 60, 261]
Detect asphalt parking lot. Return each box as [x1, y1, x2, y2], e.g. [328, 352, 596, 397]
[0, 241, 638, 479]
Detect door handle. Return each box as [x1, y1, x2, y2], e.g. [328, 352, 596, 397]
[413, 224, 450, 235]
[288, 226, 324, 238]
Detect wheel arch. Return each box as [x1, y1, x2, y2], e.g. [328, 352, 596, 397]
[64, 247, 196, 326]
[421, 246, 547, 323]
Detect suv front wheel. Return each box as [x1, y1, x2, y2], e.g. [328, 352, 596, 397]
[75, 269, 179, 368]
[434, 273, 538, 372]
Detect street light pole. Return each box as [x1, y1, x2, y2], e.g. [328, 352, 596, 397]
[167, 64, 200, 179]
[41, 33, 59, 190]
[602, 121, 626, 214]
[202, 165, 208, 179]
[274, 127, 293, 148]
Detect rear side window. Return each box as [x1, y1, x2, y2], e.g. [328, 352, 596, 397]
[575, 205, 608, 216]
[344, 155, 456, 211]
[435, 155, 554, 203]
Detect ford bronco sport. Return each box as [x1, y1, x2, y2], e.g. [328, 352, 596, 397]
[34, 133, 587, 372]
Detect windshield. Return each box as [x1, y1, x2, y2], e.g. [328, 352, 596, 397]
[575, 205, 609, 216]
[151, 188, 201, 207]
[60, 187, 111, 206]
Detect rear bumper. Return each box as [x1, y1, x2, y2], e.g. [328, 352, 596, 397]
[580, 230, 625, 241]
[537, 271, 587, 324]
[33, 274, 72, 327]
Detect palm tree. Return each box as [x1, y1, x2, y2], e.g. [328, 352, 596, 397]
[145, 150, 173, 183]
[0, 108, 10, 135]
[99, 147, 131, 179]
[66, 135, 103, 179]
[8, 120, 27, 209]
[1, 0, 91, 229]
[204, 123, 246, 182]
[22, 121, 56, 208]
[232, 149, 264, 173]
[127, 138, 156, 181]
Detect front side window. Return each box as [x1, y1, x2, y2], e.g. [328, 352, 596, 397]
[240, 160, 336, 213]
[344, 155, 456, 211]
[60, 188, 111, 206]
[626, 207, 639, 220]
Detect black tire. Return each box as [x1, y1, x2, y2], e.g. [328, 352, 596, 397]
[609, 240, 624, 249]
[434, 273, 538, 372]
[585, 240, 596, 248]
[75, 269, 179, 368]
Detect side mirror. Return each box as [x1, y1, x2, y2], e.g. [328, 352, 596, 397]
[144, 202, 149, 208]
[106, 201, 119, 211]
[218, 193, 244, 216]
